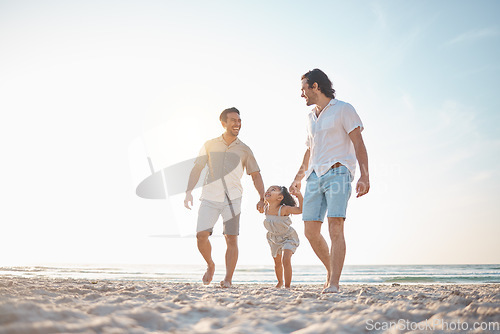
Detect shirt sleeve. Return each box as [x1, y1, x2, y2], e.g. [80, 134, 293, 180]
[244, 146, 260, 175]
[342, 103, 364, 134]
[194, 142, 208, 167]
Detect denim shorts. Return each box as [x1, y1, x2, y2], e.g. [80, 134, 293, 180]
[302, 166, 353, 222]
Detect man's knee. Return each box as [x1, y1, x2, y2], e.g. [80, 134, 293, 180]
[304, 221, 322, 241]
[225, 235, 238, 247]
[197, 231, 210, 242]
[328, 217, 344, 239]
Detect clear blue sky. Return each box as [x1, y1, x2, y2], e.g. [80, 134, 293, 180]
[1, 0, 499, 266]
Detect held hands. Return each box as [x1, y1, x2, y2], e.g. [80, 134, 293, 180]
[289, 187, 302, 198]
[356, 175, 370, 198]
[184, 192, 194, 209]
[256, 199, 265, 213]
[289, 180, 301, 194]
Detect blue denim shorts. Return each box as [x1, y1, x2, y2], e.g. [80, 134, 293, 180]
[302, 166, 353, 222]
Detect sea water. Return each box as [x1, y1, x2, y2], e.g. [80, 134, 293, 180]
[1, 264, 499, 284]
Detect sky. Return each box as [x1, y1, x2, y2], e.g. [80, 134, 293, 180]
[1, 0, 499, 267]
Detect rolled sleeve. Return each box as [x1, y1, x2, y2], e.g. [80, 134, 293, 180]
[194, 143, 208, 167]
[244, 147, 260, 174]
[342, 103, 364, 134]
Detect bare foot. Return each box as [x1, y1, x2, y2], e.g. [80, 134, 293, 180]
[321, 285, 340, 294]
[220, 280, 232, 288]
[202, 263, 215, 285]
[324, 272, 331, 288]
[275, 282, 283, 288]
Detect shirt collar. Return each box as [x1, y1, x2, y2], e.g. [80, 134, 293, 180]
[218, 135, 240, 146]
[311, 99, 337, 118]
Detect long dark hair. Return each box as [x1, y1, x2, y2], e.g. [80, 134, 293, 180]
[279, 186, 297, 206]
[301, 69, 335, 99]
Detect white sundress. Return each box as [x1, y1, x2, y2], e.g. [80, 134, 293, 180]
[263, 205, 300, 258]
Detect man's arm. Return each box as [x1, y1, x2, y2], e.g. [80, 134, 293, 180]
[250, 171, 265, 213]
[184, 164, 204, 209]
[348, 127, 370, 197]
[290, 148, 310, 192]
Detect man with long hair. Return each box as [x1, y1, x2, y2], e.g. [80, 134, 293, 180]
[290, 69, 370, 293]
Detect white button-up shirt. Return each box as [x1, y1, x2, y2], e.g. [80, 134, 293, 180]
[305, 99, 364, 179]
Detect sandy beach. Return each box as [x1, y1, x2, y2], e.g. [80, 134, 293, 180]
[0, 276, 499, 334]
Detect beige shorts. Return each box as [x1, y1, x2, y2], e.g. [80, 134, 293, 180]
[197, 197, 242, 235]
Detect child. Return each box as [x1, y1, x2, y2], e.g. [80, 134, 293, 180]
[263, 185, 302, 288]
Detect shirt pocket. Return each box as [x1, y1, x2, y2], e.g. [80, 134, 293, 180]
[318, 115, 335, 131]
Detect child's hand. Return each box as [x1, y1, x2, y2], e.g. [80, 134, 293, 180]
[256, 199, 265, 213]
[290, 188, 302, 197]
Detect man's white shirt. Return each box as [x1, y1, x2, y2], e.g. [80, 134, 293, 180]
[305, 99, 364, 179]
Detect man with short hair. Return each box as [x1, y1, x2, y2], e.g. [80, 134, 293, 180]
[290, 69, 370, 293]
[185, 107, 265, 288]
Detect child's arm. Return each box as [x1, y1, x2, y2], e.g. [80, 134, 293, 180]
[281, 191, 303, 215]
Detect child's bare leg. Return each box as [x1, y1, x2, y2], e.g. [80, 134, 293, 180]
[283, 249, 293, 288]
[273, 252, 283, 288]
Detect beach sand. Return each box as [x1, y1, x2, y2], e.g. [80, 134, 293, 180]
[0, 276, 499, 333]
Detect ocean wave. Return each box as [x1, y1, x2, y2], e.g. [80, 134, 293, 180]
[384, 276, 500, 283]
[1, 265, 499, 284]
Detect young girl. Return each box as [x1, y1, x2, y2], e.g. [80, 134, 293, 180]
[263, 185, 302, 288]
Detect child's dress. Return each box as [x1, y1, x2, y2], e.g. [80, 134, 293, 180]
[263, 205, 300, 257]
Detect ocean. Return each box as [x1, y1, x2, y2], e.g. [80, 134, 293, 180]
[1, 264, 499, 284]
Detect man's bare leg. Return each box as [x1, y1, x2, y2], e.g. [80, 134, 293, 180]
[322, 217, 346, 293]
[220, 234, 238, 288]
[304, 221, 331, 288]
[197, 231, 215, 285]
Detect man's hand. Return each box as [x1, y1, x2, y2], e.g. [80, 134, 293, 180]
[256, 199, 265, 213]
[184, 192, 194, 209]
[356, 175, 370, 198]
[349, 127, 369, 198]
[289, 180, 301, 193]
[250, 171, 265, 213]
[289, 187, 301, 197]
